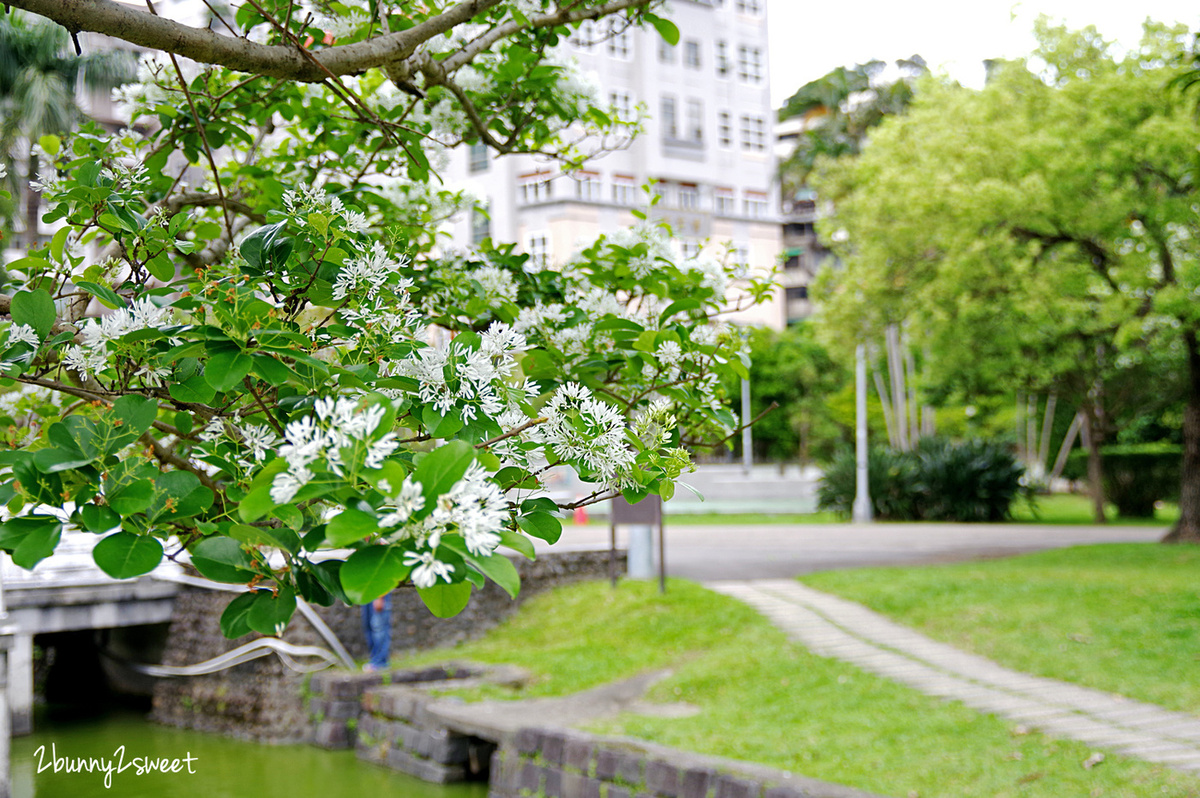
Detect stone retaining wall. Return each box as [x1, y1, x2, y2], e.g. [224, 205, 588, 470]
[489, 728, 888, 798]
[152, 549, 622, 743]
[344, 671, 888, 798]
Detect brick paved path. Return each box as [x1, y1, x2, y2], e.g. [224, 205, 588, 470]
[707, 579, 1200, 772]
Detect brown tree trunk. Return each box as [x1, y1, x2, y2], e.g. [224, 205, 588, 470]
[1083, 402, 1107, 524]
[1163, 330, 1200, 543]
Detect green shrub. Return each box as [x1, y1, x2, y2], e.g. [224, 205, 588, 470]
[818, 438, 1025, 522]
[1063, 443, 1181, 518]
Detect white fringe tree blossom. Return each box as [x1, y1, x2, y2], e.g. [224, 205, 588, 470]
[0, 0, 772, 636]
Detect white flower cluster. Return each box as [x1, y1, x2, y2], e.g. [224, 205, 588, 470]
[270, 397, 399, 504]
[604, 223, 672, 279]
[333, 242, 411, 301]
[633, 398, 677, 449]
[200, 417, 280, 470]
[7, 324, 39, 349]
[536, 383, 635, 486]
[377, 461, 507, 587]
[63, 298, 172, 380]
[395, 322, 535, 423]
[468, 264, 518, 307]
[319, 9, 370, 39]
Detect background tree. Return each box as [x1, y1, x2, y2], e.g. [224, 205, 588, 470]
[777, 55, 926, 192]
[729, 324, 847, 464]
[0, 11, 136, 246]
[812, 19, 1200, 537]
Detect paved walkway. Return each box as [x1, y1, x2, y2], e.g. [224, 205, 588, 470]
[707, 579, 1200, 773]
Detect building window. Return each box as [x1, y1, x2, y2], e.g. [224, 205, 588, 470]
[612, 174, 637, 205]
[718, 112, 732, 147]
[520, 172, 553, 204]
[471, 205, 490, 245]
[735, 0, 761, 13]
[715, 41, 729, 77]
[686, 99, 703, 143]
[784, 253, 804, 271]
[609, 90, 634, 121]
[658, 36, 675, 63]
[738, 45, 763, 83]
[715, 188, 735, 215]
[660, 95, 678, 140]
[739, 115, 765, 150]
[652, 180, 671, 206]
[527, 234, 549, 269]
[684, 40, 701, 69]
[574, 171, 602, 202]
[607, 18, 630, 59]
[678, 183, 700, 210]
[785, 285, 809, 301]
[468, 141, 488, 173]
[570, 20, 596, 51]
[681, 240, 702, 259]
[743, 191, 769, 218]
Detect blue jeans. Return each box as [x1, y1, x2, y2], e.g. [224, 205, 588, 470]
[361, 595, 392, 670]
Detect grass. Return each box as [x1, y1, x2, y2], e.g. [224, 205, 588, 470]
[802, 543, 1200, 714]
[1010, 493, 1179, 526]
[396, 579, 1200, 798]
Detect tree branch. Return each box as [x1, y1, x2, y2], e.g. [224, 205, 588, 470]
[10, 0, 654, 83]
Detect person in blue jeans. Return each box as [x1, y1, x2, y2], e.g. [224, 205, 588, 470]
[361, 594, 391, 672]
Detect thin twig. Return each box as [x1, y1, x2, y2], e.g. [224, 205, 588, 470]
[476, 416, 547, 449]
[690, 401, 780, 449]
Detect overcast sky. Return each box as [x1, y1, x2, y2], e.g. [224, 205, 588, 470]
[766, 0, 1199, 107]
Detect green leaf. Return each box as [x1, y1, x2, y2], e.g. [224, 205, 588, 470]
[76, 281, 126, 309]
[469, 551, 520, 599]
[340, 545, 410, 604]
[251, 354, 296, 386]
[114, 394, 159, 436]
[80, 504, 120, 534]
[326, 508, 380, 547]
[205, 348, 253, 392]
[10, 289, 56, 340]
[518, 511, 562, 544]
[413, 441, 475, 514]
[246, 585, 296, 636]
[169, 374, 217, 405]
[417, 581, 472, 618]
[646, 13, 680, 45]
[422, 405, 464, 439]
[190, 537, 258, 583]
[219, 590, 260, 638]
[32, 446, 93, 473]
[50, 227, 69, 262]
[108, 479, 154, 516]
[93, 532, 163, 579]
[228, 523, 301, 555]
[12, 521, 61, 569]
[146, 471, 212, 522]
[38, 134, 60, 157]
[659, 298, 701, 324]
[498, 527, 536, 560]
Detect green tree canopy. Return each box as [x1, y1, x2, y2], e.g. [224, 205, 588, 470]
[812, 19, 1200, 538]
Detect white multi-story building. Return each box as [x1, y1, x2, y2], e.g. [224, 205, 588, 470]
[443, 0, 784, 329]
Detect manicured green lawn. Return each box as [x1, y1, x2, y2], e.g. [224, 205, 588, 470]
[1009, 493, 1179, 526]
[397, 579, 1200, 798]
[803, 543, 1200, 714]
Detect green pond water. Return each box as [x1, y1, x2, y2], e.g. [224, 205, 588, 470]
[11, 707, 489, 798]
